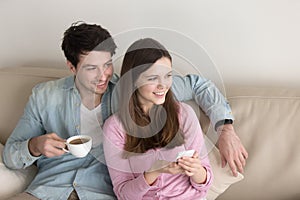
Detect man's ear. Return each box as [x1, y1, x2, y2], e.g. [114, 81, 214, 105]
[67, 61, 76, 74]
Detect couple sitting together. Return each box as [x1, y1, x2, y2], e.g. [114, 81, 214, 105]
[2, 22, 248, 200]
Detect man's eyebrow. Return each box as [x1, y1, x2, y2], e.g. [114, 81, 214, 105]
[82, 64, 97, 68]
[81, 59, 112, 68]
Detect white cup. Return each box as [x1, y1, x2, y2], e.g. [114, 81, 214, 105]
[63, 135, 92, 158]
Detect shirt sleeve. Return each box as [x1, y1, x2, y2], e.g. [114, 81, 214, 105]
[172, 74, 234, 128]
[179, 103, 213, 193]
[103, 116, 152, 200]
[3, 85, 44, 169]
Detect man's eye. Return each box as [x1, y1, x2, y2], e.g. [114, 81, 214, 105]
[105, 62, 113, 68]
[86, 67, 96, 70]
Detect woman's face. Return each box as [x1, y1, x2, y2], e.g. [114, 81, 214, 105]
[136, 57, 172, 114]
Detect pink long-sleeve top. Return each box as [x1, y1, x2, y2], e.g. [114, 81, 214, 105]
[103, 102, 213, 200]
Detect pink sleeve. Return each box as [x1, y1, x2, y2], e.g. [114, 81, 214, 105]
[179, 103, 213, 192]
[103, 115, 152, 199]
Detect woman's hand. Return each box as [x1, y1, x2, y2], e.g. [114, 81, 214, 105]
[177, 151, 207, 184]
[144, 160, 184, 185]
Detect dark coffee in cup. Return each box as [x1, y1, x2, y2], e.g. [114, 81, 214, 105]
[63, 135, 92, 158]
[69, 138, 90, 145]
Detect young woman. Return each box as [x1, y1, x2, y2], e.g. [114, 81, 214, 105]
[103, 38, 212, 200]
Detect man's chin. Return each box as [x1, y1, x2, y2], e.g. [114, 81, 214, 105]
[95, 86, 108, 95]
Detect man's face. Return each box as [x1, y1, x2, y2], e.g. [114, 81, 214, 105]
[72, 51, 114, 99]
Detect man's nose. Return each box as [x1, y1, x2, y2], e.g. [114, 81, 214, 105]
[96, 66, 105, 78]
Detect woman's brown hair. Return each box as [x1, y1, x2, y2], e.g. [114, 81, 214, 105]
[118, 38, 184, 154]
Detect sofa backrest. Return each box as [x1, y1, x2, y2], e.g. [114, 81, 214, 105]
[0, 67, 71, 144]
[1, 67, 300, 199]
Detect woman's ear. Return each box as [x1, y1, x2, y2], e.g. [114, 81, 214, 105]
[67, 61, 76, 74]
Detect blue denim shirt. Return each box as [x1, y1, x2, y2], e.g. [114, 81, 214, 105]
[3, 74, 232, 200]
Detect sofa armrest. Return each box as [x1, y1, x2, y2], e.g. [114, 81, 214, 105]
[0, 143, 38, 199]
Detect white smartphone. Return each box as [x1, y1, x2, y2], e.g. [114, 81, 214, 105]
[176, 149, 195, 160]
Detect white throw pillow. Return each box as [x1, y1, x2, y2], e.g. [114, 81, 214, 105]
[0, 143, 38, 199]
[206, 146, 244, 200]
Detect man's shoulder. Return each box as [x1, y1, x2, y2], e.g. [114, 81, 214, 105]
[31, 76, 75, 102]
[106, 73, 119, 92]
[33, 76, 74, 91]
[110, 73, 119, 84]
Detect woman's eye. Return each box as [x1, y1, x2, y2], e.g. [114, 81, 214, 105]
[148, 77, 157, 81]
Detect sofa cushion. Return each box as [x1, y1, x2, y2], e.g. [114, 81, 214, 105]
[185, 100, 244, 199]
[217, 91, 300, 200]
[0, 143, 38, 199]
[206, 145, 244, 200]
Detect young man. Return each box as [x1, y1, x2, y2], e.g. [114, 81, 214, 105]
[3, 22, 247, 200]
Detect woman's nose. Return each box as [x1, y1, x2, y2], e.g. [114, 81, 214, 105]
[157, 84, 164, 89]
[158, 77, 170, 88]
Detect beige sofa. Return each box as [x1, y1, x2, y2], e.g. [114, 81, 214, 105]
[1, 66, 300, 200]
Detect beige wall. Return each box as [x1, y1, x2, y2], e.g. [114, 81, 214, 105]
[1, 0, 300, 89]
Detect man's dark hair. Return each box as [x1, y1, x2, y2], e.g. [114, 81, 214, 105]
[61, 21, 117, 68]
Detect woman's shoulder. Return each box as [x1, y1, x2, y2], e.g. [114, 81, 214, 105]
[103, 114, 126, 138]
[104, 114, 122, 129]
[177, 101, 200, 126]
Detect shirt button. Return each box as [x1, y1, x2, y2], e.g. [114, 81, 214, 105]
[73, 182, 77, 187]
[75, 125, 80, 129]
